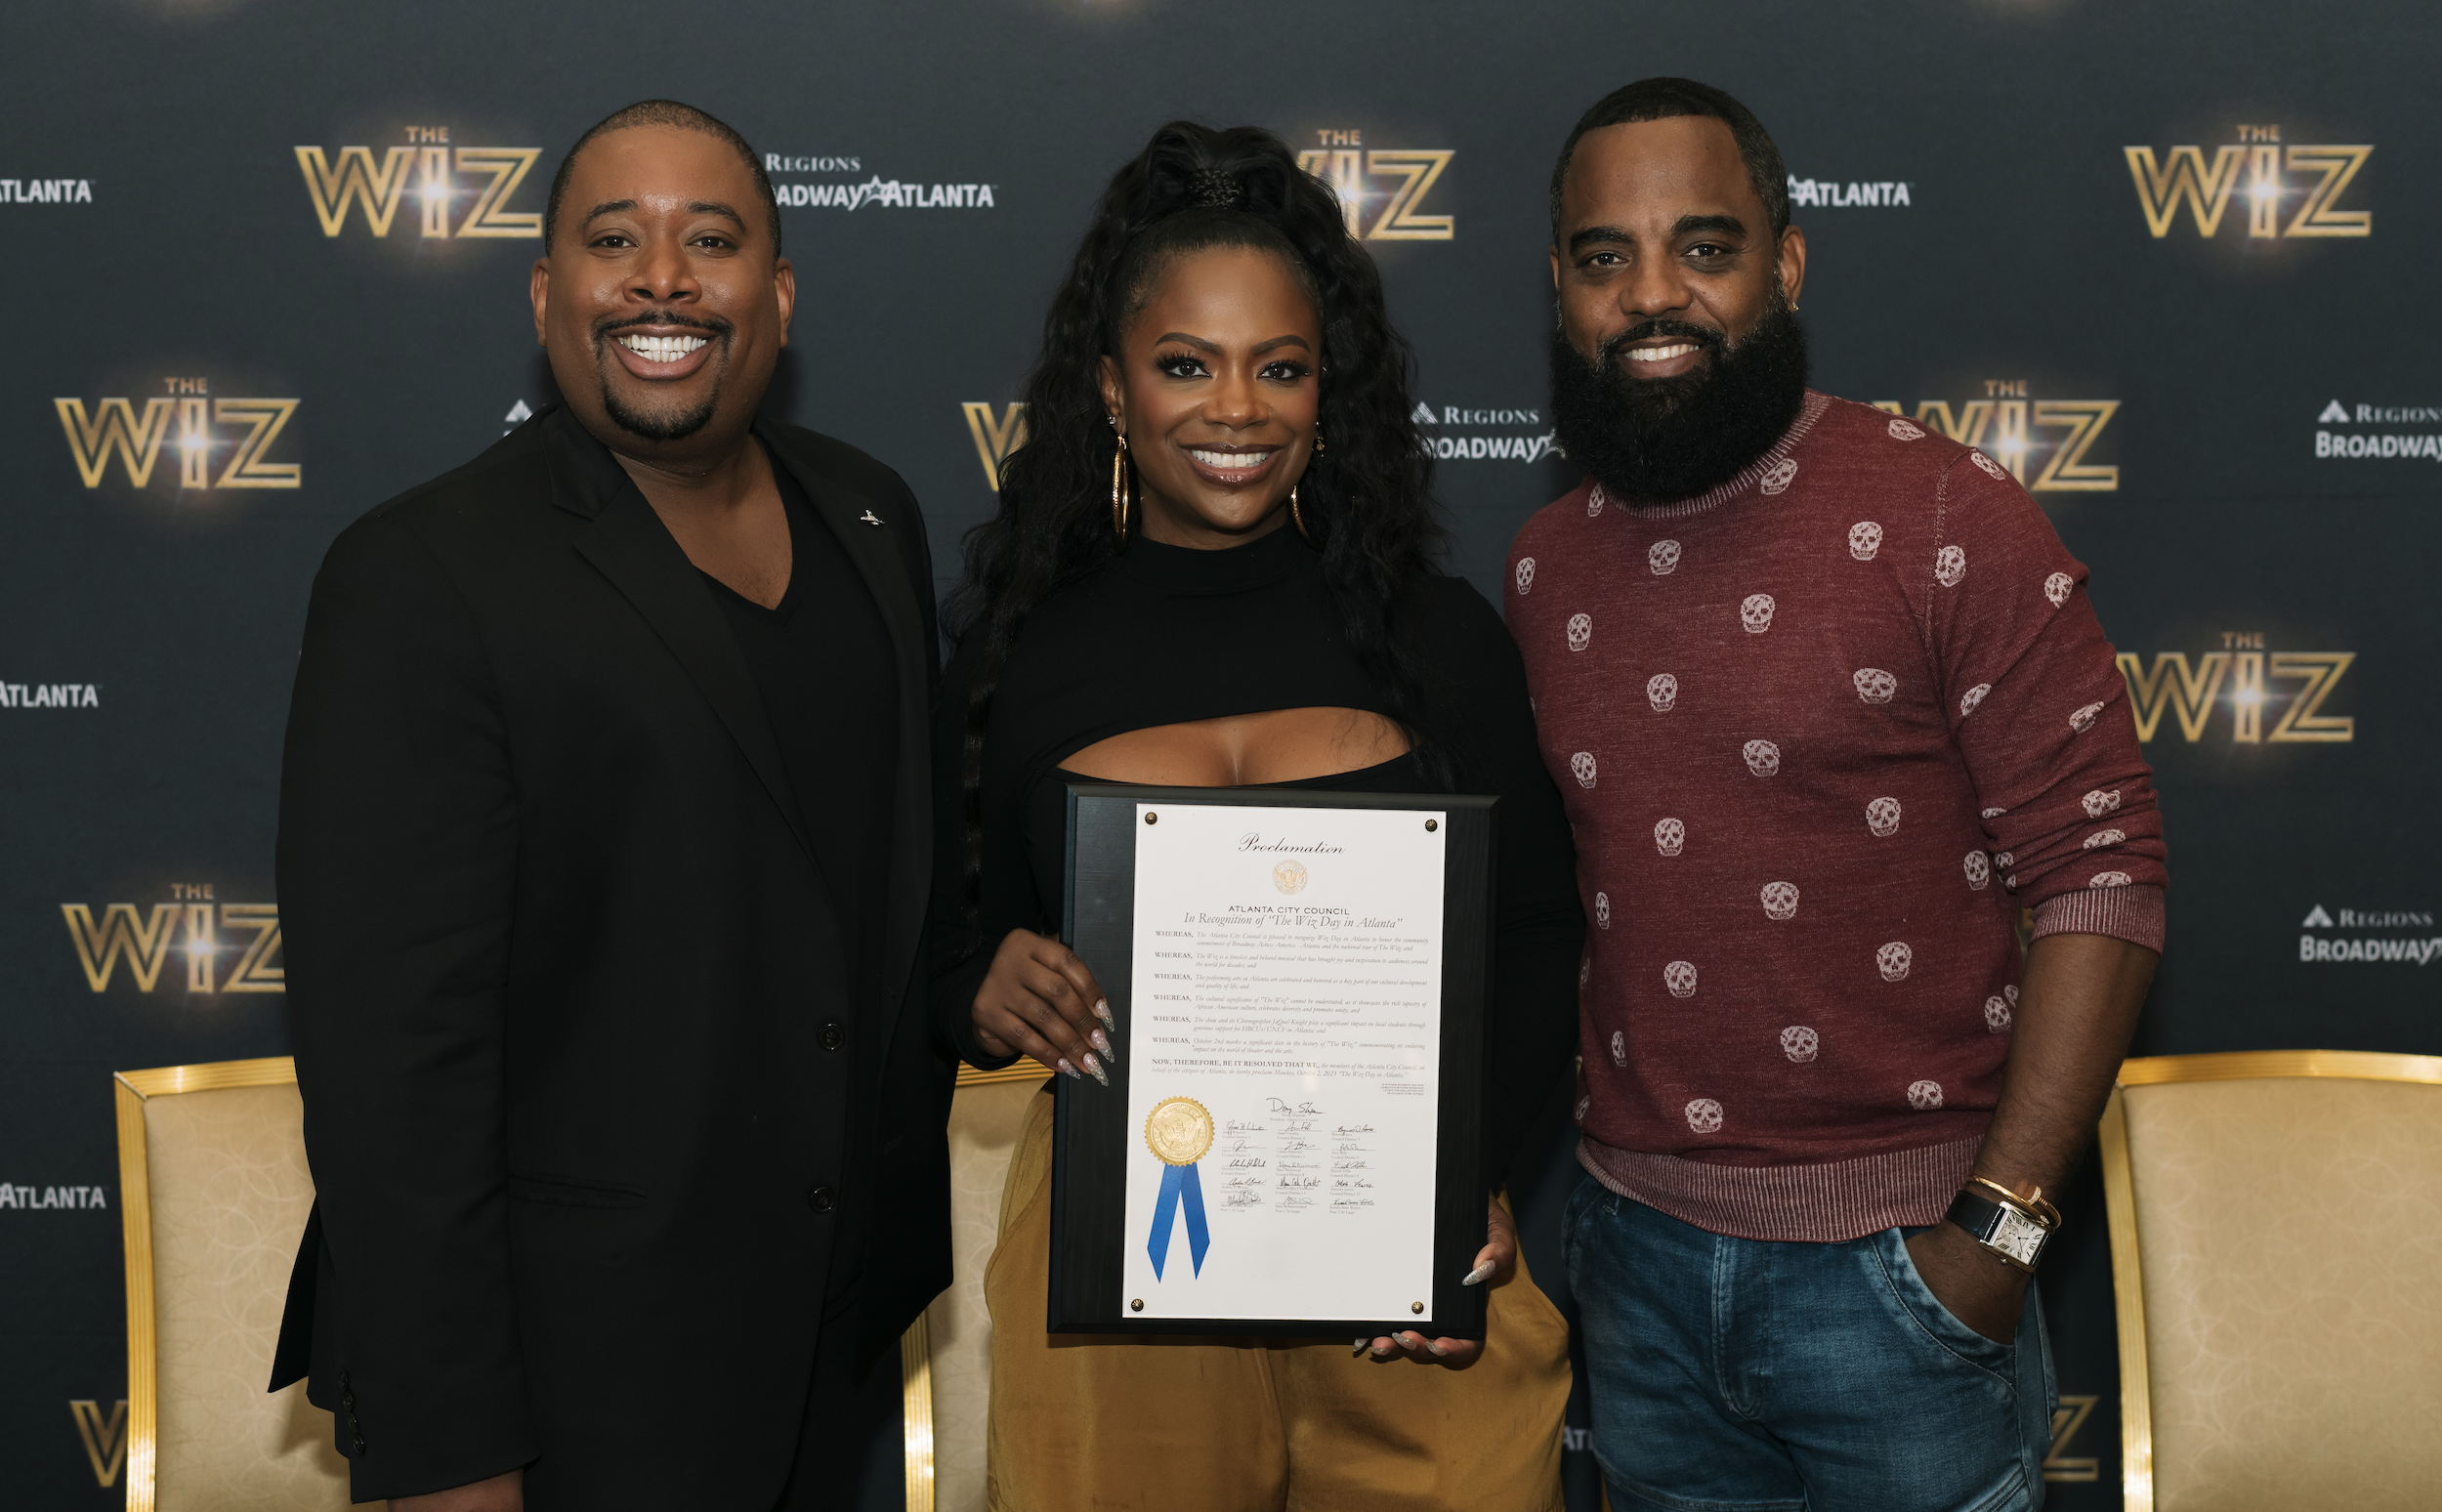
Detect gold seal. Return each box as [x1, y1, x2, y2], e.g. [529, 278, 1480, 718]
[1272, 859, 1309, 895]
[1144, 1097, 1214, 1166]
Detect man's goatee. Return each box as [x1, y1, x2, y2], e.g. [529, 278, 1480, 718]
[1548, 292, 1811, 505]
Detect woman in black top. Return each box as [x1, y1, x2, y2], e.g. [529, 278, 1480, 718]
[925, 122, 1582, 1510]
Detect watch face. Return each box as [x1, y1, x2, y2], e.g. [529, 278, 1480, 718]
[1991, 1206, 2047, 1266]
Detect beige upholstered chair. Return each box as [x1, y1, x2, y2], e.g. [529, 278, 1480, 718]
[898, 1064, 1047, 1512]
[2099, 1050, 2442, 1511]
[114, 1056, 368, 1512]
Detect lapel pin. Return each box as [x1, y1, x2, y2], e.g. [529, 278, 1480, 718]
[859, 510, 884, 526]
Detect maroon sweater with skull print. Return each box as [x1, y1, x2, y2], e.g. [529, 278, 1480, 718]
[1506, 391, 2165, 1243]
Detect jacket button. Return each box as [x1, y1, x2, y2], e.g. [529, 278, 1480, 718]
[806, 1185, 838, 1214]
[819, 1022, 846, 1052]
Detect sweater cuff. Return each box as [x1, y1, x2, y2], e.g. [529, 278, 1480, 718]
[2031, 883, 2164, 952]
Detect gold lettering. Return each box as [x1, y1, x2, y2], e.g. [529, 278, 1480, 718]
[1365, 149, 1454, 240]
[2123, 146, 2246, 237]
[2267, 652, 2355, 741]
[178, 397, 212, 489]
[61, 904, 181, 992]
[219, 904, 286, 992]
[55, 399, 176, 488]
[1297, 148, 1367, 237]
[2042, 1395, 2100, 1483]
[2284, 146, 2373, 236]
[960, 401, 1030, 491]
[212, 399, 302, 488]
[185, 903, 217, 992]
[2229, 651, 2265, 741]
[70, 1399, 129, 1488]
[2030, 400, 2120, 491]
[2117, 651, 2231, 741]
[420, 147, 452, 238]
[452, 147, 544, 237]
[293, 146, 416, 237]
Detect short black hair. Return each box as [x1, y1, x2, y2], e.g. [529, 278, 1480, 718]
[544, 99, 782, 257]
[1549, 78, 1789, 241]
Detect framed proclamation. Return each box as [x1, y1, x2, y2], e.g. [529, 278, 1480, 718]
[1047, 784, 1495, 1339]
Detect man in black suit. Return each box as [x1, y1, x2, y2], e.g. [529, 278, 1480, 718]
[270, 101, 947, 1511]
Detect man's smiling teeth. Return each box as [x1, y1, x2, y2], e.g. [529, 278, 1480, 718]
[1191, 448, 1273, 470]
[1628, 343, 1700, 363]
[618, 334, 709, 361]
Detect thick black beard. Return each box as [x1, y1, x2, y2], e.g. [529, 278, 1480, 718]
[594, 312, 731, 442]
[1548, 294, 1810, 504]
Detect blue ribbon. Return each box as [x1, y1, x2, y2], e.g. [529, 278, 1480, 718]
[1147, 1160, 1210, 1281]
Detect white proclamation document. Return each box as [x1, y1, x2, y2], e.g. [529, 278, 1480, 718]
[1120, 800, 1447, 1322]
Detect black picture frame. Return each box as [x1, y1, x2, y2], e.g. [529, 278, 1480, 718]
[1047, 783, 1496, 1338]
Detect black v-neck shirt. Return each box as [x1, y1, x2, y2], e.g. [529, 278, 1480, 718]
[927, 525, 1585, 1187]
[702, 463, 899, 1005]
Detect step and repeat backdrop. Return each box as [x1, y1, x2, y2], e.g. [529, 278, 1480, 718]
[4, 0, 2435, 1505]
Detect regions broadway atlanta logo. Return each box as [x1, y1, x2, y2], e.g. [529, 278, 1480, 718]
[763, 149, 996, 210]
[296, 126, 541, 238]
[2311, 398, 2442, 462]
[1410, 401, 1557, 464]
[2125, 124, 2370, 239]
[1785, 173, 1913, 208]
[2297, 903, 2441, 965]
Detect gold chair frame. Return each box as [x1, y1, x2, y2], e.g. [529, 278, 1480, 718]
[113, 1054, 307, 1512]
[2097, 1048, 2442, 1512]
[112, 1054, 1042, 1512]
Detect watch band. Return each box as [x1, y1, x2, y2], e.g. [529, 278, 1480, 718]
[1945, 1189, 2051, 1272]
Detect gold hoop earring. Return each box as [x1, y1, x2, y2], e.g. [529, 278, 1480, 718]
[1111, 434, 1133, 547]
[1289, 483, 1315, 546]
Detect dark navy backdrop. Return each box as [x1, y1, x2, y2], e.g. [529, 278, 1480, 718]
[5, 1, 2436, 1504]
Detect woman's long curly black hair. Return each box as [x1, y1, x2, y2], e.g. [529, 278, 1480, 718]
[943, 121, 1453, 954]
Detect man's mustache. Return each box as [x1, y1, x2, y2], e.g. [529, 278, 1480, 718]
[1596, 320, 1726, 367]
[592, 310, 733, 340]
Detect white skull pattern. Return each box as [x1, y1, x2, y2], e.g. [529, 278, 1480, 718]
[1759, 457, 1799, 494]
[1514, 557, 1537, 596]
[1743, 739, 1781, 777]
[1609, 1029, 1626, 1067]
[1594, 891, 1611, 929]
[2084, 828, 2126, 849]
[1848, 521, 1883, 561]
[1781, 1026, 1819, 1063]
[1566, 613, 1592, 653]
[1579, 954, 1591, 987]
[1575, 1094, 1590, 1124]
[1935, 545, 1967, 588]
[1648, 539, 1682, 575]
[1887, 417, 1926, 441]
[1876, 941, 1914, 981]
[1654, 818, 1686, 857]
[1969, 450, 2009, 481]
[2082, 788, 2122, 818]
[2089, 871, 2132, 888]
[1996, 852, 2014, 869]
[1587, 483, 1606, 517]
[1866, 797, 1903, 837]
[1984, 994, 2013, 1032]
[1648, 673, 1678, 713]
[1958, 683, 1991, 719]
[2069, 701, 2105, 734]
[1906, 1079, 1945, 1111]
[1854, 667, 1897, 704]
[1963, 850, 1991, 890]
[1571, 751, 1598, 789]
[1663, 960, 1698, 998]
[1684, 1098, 1724, 1134]
[2044, 571, 2074, 608]
[1760, 881, 1798, 920]
[1740, 594, 1776, 633]
[1982, 806, 2008, 819]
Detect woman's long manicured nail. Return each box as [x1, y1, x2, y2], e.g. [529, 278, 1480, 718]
[1057, 1058, 1082, 1080]
[1082, 1053, 1110, 1087]
[1461, 1261, 1495, 1285]
[1090, 1027, 1115, 1059]
[1352, 1337, 1368, 1356]
[1425, 1340, 1450, 1357]
[1094, 999, 1116, 1031]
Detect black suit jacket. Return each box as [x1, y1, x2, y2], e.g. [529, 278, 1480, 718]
[270, 405, 949, 1506]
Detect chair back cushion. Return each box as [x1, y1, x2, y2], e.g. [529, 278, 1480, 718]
[2126, 1075, 2442, 1511]
[923, 1077, 1047, 1512]
[144, 1080, 360, 1511]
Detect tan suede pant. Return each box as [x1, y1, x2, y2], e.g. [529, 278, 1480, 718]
[985, 1087, 1571, 1512]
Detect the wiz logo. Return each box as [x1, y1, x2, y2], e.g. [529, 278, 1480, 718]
[54, 378, 299, 490]
[962, 401, 1029, 491]
[2118, 632, 2354, 744]
[295, 126, 542, 238]
[2124, 126, 2371, 239]
[61, 884, 282, 994]
[1297, 131, 1453, 241]
[1871, 381, 2118, 492]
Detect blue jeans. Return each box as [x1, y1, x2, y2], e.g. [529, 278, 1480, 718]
[1564, 1175, 2054, 1512]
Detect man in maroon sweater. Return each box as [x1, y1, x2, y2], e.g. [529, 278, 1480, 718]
[1511, 80, 2163, 1512]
